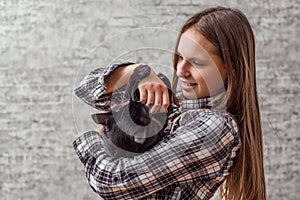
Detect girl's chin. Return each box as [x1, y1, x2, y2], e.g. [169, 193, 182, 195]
[181, 89, 209, 99]
[182, 90, 199, 99]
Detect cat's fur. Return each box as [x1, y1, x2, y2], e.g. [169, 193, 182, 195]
[91, 65, 173, 158]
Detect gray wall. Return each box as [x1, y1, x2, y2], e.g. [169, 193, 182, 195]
[1, 0, 299, 199]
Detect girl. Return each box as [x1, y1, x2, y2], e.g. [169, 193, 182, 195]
[73, 6, 266, 200]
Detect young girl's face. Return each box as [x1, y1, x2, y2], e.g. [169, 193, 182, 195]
[176, 28, 228, 99]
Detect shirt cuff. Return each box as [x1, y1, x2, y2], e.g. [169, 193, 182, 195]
[93, 62, 135, 98]
[73, 130, 104, 165]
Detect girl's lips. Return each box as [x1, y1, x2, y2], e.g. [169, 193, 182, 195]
[181, 81, 197, 90]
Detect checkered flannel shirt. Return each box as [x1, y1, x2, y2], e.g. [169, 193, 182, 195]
[73, 63, 241, 200]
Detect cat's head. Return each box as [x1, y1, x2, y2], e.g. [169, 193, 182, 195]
[91, 100, 155, 144]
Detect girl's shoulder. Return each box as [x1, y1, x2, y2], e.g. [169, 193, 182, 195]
[179, 108, 234, 122]
[176, 109, 239, 136]
[163, 108, 241, 155]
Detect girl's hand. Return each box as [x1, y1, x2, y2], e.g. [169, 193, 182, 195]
[138, 70, 170, 113]
[96, 126, 105, 135]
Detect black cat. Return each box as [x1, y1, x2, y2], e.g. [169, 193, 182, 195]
[91, 65, 173, 158]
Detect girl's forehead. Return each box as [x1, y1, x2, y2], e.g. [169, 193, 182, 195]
[178, 29, 217, 57]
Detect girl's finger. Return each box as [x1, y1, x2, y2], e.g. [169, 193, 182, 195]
[139, 87, 148, 104]
[97, 126, 104, 135]
[146, 89, 155, 107]
[154, 89, 162, 106]
[150, 104, 161, 113]
[162, 87, 170, 112]
[150, 88, 164, 113]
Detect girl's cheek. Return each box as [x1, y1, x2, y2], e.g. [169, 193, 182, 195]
[193, 69, 207, 83]
[195, 69, 222, 89]
[205, 69, 226, 92]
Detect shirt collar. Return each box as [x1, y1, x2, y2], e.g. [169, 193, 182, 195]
[177, 93, 226, 112]
[179, 96, 213, 111]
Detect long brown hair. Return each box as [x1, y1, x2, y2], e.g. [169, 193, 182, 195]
[172, 7, 266, 200]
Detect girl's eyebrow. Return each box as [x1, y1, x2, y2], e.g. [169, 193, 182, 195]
[176, 50, 208, 61]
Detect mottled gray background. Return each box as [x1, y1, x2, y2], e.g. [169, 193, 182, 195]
[0, 0, 299, 200]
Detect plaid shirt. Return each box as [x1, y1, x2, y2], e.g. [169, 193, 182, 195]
[73, 63, 241, 200]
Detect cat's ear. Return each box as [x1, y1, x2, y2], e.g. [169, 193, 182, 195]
[129, 100, 151, 126]
[91, 113, 113, 125]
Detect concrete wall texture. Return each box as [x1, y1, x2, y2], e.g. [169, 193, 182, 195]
[0, 0, 299, 199]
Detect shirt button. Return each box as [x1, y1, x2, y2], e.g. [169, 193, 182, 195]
[113, 177, 118, 181]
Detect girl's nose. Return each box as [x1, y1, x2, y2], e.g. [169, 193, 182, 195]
[176, 59, 191, 78]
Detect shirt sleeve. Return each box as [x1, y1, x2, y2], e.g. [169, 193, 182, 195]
[73, 62, 135, 110]
[73, 109, 241, 200]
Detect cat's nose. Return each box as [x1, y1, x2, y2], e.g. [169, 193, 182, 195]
[134, 130, 147, 144]
[134, 136, 146, 144]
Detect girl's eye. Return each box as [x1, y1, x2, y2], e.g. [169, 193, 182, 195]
[191, 60, 204, 66]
